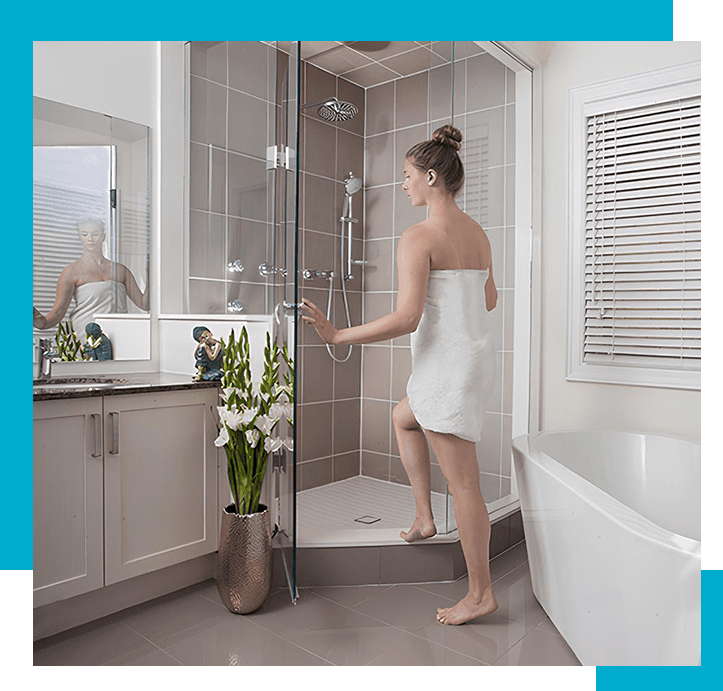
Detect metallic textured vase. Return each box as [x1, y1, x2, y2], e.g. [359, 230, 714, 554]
[216, 503, 272, 614]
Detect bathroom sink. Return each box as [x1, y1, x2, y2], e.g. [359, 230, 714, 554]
[33, 376, 131, 389]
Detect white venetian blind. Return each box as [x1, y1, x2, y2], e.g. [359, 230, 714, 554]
[583, 95, 701, 372]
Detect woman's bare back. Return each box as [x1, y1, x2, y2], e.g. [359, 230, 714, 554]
[422, 209, 492, 272]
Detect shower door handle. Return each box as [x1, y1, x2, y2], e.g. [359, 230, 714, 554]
[274, 300, 300, 325]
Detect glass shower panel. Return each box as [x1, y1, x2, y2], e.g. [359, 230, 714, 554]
[445, 41, 519, 529]
[186, 41, 299, 601]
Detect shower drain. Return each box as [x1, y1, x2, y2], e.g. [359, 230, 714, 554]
[354, 515, 381, 524]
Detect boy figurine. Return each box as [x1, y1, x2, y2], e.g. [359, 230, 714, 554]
[193, 325, 223, 381]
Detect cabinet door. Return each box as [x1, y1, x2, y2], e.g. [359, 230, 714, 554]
[103, 388, 218, 584]
[33, 398, 104, 607]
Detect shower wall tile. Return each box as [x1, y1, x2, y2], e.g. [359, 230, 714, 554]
[506, 67, 516, 105]
[365, 132, 394, 187]
[504, 225, 516, 290]
[466, 53, 506, 112]
[336, 129, 364, 189]
[333, 451, 360, 482]
[189, 142, 209, 211]
[299, 457, 333, 492]
[301, 345, 334, 404]
[302, 227, 335, 272]
[395, 72, 428, 129]
[366, 82, 395, 135]
[505, 165, 515, 226]
[227, 153, 268, 221]
[505, 105, 516, 164]
[337, 78, 365, 137]
[228, 91, 269, 159]
[362, 346, 391, 401]
[501, 414, 512, 477]
[302, 62, 337, 123]
[190, 41, 227, 84]
[299, 402, 333, 462]
[428, 64, 452, 122]
[189, 76, 227, 148]
[333, 399, 361, 455]
[188, 278, 225, 314]
[303, 174, 337, 235]
[228, 41, 270, 100]
[363, 239, 394, 292]
[464, 106, 505, 169]
[362, 399, 391, 455]
[477, 413, 502, 472]
[333, 347, 362, 399]
[227, 218, 269, 284]
[503, 288, 515, 350]
[189, 211, 225, 280]
[302, 116, 337, 178]
[209, 147, 227, 214]
[364, 186, 394, 240]
[226, 280, 268, 314]
[361, 450, 389, 481]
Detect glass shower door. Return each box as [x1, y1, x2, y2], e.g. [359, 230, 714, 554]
[266, 42, 300, 603]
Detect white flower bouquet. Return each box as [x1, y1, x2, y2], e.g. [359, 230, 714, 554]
[214, 326, 294, 515]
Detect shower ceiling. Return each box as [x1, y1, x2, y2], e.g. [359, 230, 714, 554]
[273, 41, 486, 88]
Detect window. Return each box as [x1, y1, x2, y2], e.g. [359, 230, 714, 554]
[567, 62, 701, 390]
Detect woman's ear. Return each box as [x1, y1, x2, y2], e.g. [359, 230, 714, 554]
[428, 169, 436, 185]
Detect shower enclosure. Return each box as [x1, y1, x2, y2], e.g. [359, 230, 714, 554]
[185, 41, 532, 600]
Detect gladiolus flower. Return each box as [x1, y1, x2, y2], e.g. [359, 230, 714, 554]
[214, 426, 229, 447]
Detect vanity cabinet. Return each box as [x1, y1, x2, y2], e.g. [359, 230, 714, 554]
[33, 387, 219, 608]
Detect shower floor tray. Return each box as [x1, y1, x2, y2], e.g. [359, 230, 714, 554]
[296, 475, 457, 548]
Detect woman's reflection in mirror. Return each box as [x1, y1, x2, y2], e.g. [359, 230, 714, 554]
[33, 217, 149, 336]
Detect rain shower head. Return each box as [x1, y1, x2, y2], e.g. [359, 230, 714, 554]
[301, 96, 359, 122]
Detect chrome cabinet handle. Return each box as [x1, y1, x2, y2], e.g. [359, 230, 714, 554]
[91, 413, 102, 458]
[109, 412, 120, 455]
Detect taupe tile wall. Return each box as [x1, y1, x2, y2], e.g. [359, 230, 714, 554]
[360, 47, 517, 505]
[296, 63, 366, 491]
[188, 41, 279, 315]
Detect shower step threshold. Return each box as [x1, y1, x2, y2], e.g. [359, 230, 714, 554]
[296, 527, 460, 549]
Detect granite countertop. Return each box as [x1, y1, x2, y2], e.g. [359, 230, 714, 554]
[33, 371, 221, 401]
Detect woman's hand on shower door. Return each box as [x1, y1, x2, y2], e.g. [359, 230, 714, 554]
[300, 298, 339, 345]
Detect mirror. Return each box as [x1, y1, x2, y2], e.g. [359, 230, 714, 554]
[33, 97, 151, 361]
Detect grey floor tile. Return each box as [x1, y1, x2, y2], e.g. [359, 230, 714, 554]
[493, 618, 582, 666]
[309, 583, 395, 608]
[120, 588, 232, 647]
[352, 563, 548, 665]
[34, 618, 165, 666]
[161, 614, 327, 666]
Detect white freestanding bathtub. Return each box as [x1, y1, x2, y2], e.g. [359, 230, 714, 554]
[511, 431, 700, 666]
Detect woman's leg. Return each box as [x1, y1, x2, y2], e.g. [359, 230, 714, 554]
[425, 430, 498, 625]
[392, 397, 437, 542]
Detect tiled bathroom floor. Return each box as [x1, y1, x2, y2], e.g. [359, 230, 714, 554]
[33, 541, 581, 666]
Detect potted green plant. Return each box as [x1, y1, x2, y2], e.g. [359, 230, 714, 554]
[213, 326, 293, 614]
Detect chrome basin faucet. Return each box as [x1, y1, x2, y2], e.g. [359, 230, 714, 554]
[37, 338, 58, 380]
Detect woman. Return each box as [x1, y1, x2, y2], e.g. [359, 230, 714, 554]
[301, 124, 499, 626]
[33, 217, 149, 335]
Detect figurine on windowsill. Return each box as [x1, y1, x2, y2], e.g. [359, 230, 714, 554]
[193, 325, 224, 381]
[84, 322, 113, 361]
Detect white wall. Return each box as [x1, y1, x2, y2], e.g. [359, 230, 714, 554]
[538, 41, 701, 442]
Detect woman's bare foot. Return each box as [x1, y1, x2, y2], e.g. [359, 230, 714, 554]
[436, 590, 498, 625]
[400, 520, 437, 543]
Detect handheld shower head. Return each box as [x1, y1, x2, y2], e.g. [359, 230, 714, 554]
[344, 173, 363, 196]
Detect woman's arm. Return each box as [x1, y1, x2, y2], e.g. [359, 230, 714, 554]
[118, 263, 149, 311]
[485, 260, 498, 312]
[301, 226, 431, 345]
[33, 267, 76, 330]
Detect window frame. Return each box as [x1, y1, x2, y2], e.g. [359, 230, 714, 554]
[566, 61, 701, 391]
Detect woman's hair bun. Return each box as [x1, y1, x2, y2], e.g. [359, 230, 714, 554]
[431, 124, 463, 151]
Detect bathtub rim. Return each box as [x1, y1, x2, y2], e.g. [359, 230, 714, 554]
[511, 429, 701, 556]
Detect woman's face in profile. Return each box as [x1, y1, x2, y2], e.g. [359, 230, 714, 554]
[78, 222, 105, 252]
